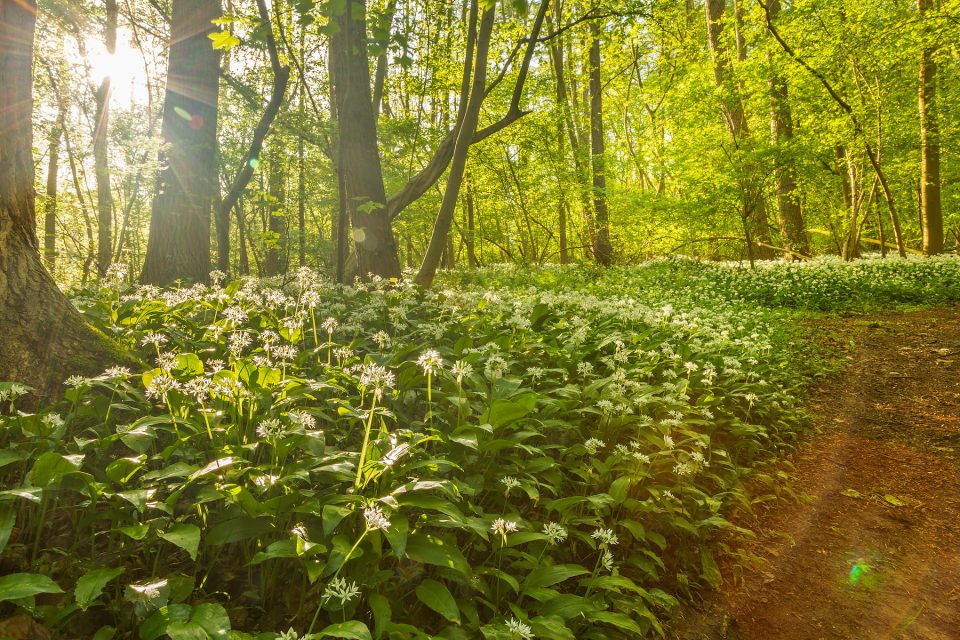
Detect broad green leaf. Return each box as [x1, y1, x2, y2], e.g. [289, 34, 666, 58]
[190, 603, 231, 638]
[139, 603, 190, 640]
[0, 573, 64, 601]
[159, 524, 201, 560]
[75, 567, 125, 610]
[206, 517, 273, 546]
[29, 451, 81, 487]
[522, 564, 589, 592]
[318, 620, 372, 640]
[0, 504, 14, 555]
[414, 579, 460, 623]
[405, 534, 471, 576]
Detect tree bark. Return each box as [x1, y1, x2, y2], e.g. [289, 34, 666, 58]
[94, 0, 118, 276]
[415, 1, 493, 288]
[589, 15, 612, 265]
[328, 0, 401, 279]
[141, 0, 221, 285]
[707, 0, 774, 260]
[767, 0, 807, 259]
[0, 0, 117, 396]
[264, 143, 288, 276]
[44, 126, 61, 270]
[919, 0, 942, 255]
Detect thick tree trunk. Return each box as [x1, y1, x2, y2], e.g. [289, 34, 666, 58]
[141, 0, 221, 285]
[589, 17, 613, 265]
[329, 0, 401, 279]
[94, 0, 118, 276]
[0, 0, 116, 395]
[919, 0, 942, 255]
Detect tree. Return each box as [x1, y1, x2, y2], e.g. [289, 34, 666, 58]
[141, 0, 221, 285]
[918, 0, 942, 255]
[94, 0, 118, 275]
[767, 0, 807, 259]
[589, 11, 612, 265]
[0, 0, 112, 395]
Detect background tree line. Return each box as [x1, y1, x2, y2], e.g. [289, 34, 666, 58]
[13, 0, 960, 291]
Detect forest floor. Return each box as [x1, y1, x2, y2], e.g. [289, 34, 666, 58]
[675, 305, 960, 640]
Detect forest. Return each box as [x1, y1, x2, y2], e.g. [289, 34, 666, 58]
[1, 0, 960, 639]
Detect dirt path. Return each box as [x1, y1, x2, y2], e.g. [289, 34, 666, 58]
[677, 306, 960, 640]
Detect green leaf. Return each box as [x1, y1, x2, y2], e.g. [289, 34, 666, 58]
[166, 621, 208, 640]
[415, 579, 460, 623]
[159, 524, 201, 561]
[0, 504, 15, 555]
[368, 592, 391, 640]
[75, 567, 125, 610]
[700, 547, 722, 589]
[584, 610, 645, 636]
[206, 517, 273, 546]
[29, 451, 81, 487]
[405, 534, 471, 576]
[479, 393, 537, 429]
[190, 603, 231, 639]
[0, 573, 64, 601]
[522, 564, 589, 592]
[318, 620, 372, 640]
[140, 603, 190, 640]
[208, 31, 241, 51]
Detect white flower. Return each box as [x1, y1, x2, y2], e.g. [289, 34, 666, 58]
[65, 375, 90, 388]
[576, 361, 594, 376]
[663, 435, 675, 449]
[673, 461, 694, 477]
[141, 331, 168, 347]
[257, 418, 284, 439]
[526, 366, 546, 382]
[584, 438, 605, 455]
[145, 374, 179, 401]
[277, 628, 303, 640]
[451, 360, 473, 385]
[491, 518, 518, 538]
[601, 549, 615, 572]
[505, 617, 534, 639]
[322, 577, 360, 606]
[591, 528, 618, 546]
[542, 522, 568, 544]
[104, 366, 131, 379]
[363, 505, 391, 531]
[288, 410, 317, 430]
[417, 350, 443, 375]
[359, 363, 396, 400]
[41, 413, 64, 430]
[484, 355, 508, 380]
[501, 476, 521, 491]
[322, 317, 338, 334]
[373, 330, 391, 348]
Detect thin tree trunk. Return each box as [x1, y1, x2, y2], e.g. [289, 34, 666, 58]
[919, 0, 942, 255]
[44, 126, 61, 269]
[767, 0, 807, 259]
[371, 0, 396, 118]
[465, 176, 478, 267]
[264, 143, 288, 276]
[415, 1, 493, 288]
[216, 0, 289, 275]
[141, 0, 221, 284]
[589, 15, 612, 265]
[94, 0, 118, 276]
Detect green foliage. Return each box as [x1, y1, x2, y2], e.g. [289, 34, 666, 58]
[0, 262, 848, 638]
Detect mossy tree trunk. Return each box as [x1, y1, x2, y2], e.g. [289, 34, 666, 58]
[0, 0, 117, 397]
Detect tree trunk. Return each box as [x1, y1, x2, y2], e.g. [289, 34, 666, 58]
[919, 0, 942, 255]
[0, 0, 116, 396]
[94, 0, 118, 276]
[44, 126, 61, 270]
[264, 144, 288, 277]
[328, 0, 401, 279]
[589, 16, 612, 265]
[707, 0, 774, 260]
[767, 0, 807, 259]
[465, 177, 478, 267]
[141, 0, 221, 285]
[415, 1, 493, 287]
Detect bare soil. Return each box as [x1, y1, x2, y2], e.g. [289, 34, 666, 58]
[675, 306, 960, 639]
